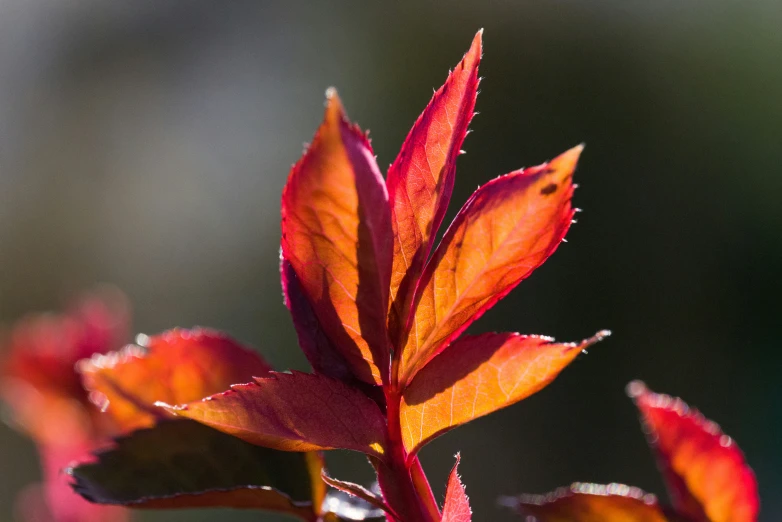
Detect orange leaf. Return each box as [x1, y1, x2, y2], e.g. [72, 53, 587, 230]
[159, 371, 387, 458]
[281, 258, 356, 382]
[508, 483, 671, 522]
[441, 454, 471, 522]
[386, 30, 482, 343]
[401, 330, 608, 456]
[1, 287, 130, 445]
[399, 145, 583, 385]
[78, 328, 273, 432]
[628, 381, 760, 522]
[281, 90, 393, 385]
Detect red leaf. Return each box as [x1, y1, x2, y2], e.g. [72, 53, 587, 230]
[441, 454, 471, 522]
[386, 30, 482, 343]
[628, 381, 760, 522]
[78, 328, 272, 432]
[159, 371, 387, 458]
[400, 331, 608, 456]
[281, 257, 356, 382]
[69, 419, 325, 519]
[398, 146, 583, 385]
[1, 288, 130, 445]
[321, 471, 398, 520]
[31, 441, 130, 522]
[508, 483, 670, 522]
[281, 90, 393, 385]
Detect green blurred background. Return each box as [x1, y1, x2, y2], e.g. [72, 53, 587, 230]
[1, 1, 779, 520]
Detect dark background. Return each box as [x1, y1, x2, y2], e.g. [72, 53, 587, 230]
[1, 2, 779, 521]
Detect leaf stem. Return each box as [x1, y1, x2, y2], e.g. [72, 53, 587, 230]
[409, 456, 441, 521]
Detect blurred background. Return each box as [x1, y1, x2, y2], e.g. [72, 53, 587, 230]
[0, 1, 780, 520]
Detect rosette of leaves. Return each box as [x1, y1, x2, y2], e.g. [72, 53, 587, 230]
[69, 31, 608, 522]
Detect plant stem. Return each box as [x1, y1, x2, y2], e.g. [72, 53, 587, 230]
[376, 388, 440, 522]
[410, 456, 441, 521]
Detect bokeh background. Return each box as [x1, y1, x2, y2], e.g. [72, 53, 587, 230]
[1, 1, 780, 520]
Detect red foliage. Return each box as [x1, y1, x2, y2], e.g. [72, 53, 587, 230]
[1, 30, 759, 522]
[1, 288, 130, 522]
[508, 382, 759, 522]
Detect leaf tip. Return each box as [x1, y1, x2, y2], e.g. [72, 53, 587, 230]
[154, 401, 182, 414]
[473, 29, 483, 50]
[559, 143, 585, 166]
[324, 87, 345, 120]
[625, 379, 648, 400]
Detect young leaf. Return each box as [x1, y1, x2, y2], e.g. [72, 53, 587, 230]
[399, 146, 583, 385]
[400, 331, 608, 456]
[628, 381, 760, 522]
[78, 328, 272, 431]
[1, 288, 130, 445]
[68, 419, 321, 519]
[159, 371, 387, 458]
[506, 483, 670, 522]
[386, 30, 482, 342]
[441, 454, 471, 522]
[29, 440, 130, 522]
[321, 488, 387, 521]
[321, 472, 398, 520]
[0, 288, 132, 522]
[281, 258, 356, 382]
[281, 90, 393, 385]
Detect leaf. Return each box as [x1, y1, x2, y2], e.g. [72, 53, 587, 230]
[505, 482, 671, 522]
[399, 145, 583, 385]
[159, 371, 388, 458]
[386, 30, 482, 343]
[32, 440, 130, 522]
[68, 419, 321, 519]
[400, 331, 608, 456]
[281, 258, 356, 382]
[628, 381, 760, 522]
[281, 89, 393, 385]
[321, 488, 387, 521]
[0, 287, 130, 445]
[441, 454, 471, 522]
[321, 472, 398, 520]
[78, 328, 273, 432]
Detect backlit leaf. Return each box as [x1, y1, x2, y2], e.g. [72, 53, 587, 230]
[506, 483, 670, 522]
[441, 454, 471, 522]
[27, 440, 130, 522]
[401, 331, 607, 456]
[321, 488, 387, 521]
[1, 288, 130, 444]
[321, 472, 397, 520]
[159, 371, 387, 458]
[281, 258, 356, 382]
[0, 288, 131, 522]
[78, 328, 272, 432]
[281, 90, 392, 385]
[68, 419, 321, 519]
[386, 30, 482, 343]
[399, 146, 583, 385]
[628, 381, 760, 522]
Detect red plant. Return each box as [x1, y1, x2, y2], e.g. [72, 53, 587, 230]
[0, 288, 131, 522]
[64, 31, 609, 521]
[147, 29, 608, 522]
[504, 381, 760, 522]
[0, 30, 757, 522]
